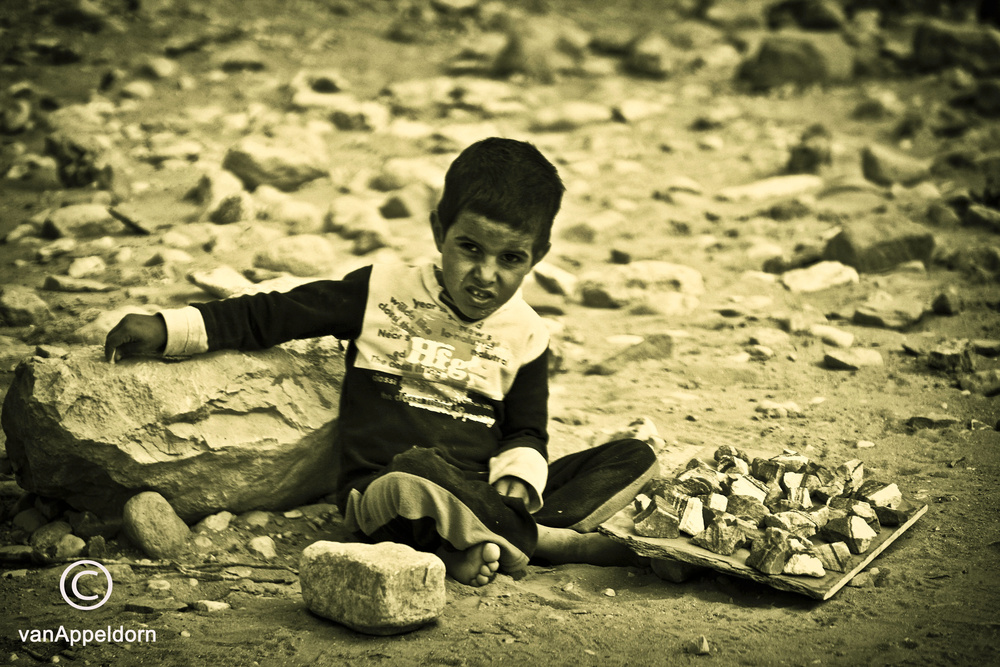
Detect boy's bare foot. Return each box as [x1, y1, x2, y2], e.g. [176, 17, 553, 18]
[534, 525, 643, 567]
[437, 542, 501, 587]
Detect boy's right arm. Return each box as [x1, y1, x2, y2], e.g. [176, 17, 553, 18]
[104, 267, 371, 362]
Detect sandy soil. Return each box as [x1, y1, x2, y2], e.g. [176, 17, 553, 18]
[1, 1, 999, 665]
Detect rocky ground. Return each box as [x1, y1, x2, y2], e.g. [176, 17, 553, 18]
[1, 0, 1000, 665]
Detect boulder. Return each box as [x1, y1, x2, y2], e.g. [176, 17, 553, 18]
[737, 32, 855, 90]
[2, 341, 344, 521]
[223, 134, 329, 192]
[912, 19, 1000, 75]
[300, 541, 446, 635]
[823, 215, 935, 273]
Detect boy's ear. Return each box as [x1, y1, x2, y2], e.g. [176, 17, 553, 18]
[430, 210, 445, 251]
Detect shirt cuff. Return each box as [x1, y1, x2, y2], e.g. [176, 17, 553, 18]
[489, 447, 548, 514]
[159, 306, 209, 357]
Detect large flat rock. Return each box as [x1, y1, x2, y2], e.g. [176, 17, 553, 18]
[2, 340, 344, 521]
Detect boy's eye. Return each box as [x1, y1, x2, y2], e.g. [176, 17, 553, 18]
[460, 242, 480, 254]
[501, 253, 525, 265]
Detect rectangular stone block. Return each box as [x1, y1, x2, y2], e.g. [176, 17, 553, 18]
[299, 541, 446, 635]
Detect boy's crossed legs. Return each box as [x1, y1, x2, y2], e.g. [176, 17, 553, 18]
[342, 440, 658, 585]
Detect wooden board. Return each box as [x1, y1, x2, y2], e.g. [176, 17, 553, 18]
[597, 446, 928, 600]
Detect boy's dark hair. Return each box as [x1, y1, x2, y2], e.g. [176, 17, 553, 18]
[436, 138, 564, 254]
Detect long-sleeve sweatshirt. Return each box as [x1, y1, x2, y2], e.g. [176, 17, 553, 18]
[158, 261, 551, 512]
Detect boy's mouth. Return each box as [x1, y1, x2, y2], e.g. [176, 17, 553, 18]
[464, 285, 495, 307]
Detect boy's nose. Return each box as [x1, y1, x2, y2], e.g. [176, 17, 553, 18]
[474, 258, 499, 284]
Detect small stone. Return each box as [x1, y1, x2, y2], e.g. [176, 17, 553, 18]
[239, 510, 272, 528]
[253, 234, 338, 277]
[529, 101, 612, 132]
[205, 192, 255, 224]
[958, 370, 1000, 397]
[810, 324, 854, 348]
[962, 205, 1000, 233]
[973, 340, 1000, 357]
[29, 521, 73, 551]
[300, 541, 446, 635]
[125, 597, 189, 613]
[853, 293, 926, 331]
[927, 341, 975, 373]
[34, 344, 69, 359]
[602, 588, 616, 597]
[906, 414, 961, 430]
[824, 348, 884, 370]
[187, 266, 254, 299]
[195, 511, 234, 533]
[192, 600, 230, 612]
[42, 275, 116, 293]
[67, 256, 106, 278]
[861, 144, 932, 187]
[223, 133, 329, 192]
[52, 533, 86, 559]
[147, 579, 171, 591]
[13, 508, 48, 534]
[931, 287, 963, 315]
[87, 535, 108, 559]
[247, 535, 277, 560]
[718, 174, 823, 202]
[0, 286, 52, 326]
[43, 204, 122, 238]
[856, 440, 876, 449]
[532, 262, 578, 297]
[122, 491, 191, 560]
[121, 80, 155, 100]
[823, 215, 935, 273]
[781, 261, 859, 293]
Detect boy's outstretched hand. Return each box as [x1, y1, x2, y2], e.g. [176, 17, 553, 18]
[104, 314, 167, 363]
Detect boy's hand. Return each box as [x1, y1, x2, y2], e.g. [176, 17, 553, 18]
[104, 314, 167, 363]
[493, 476, 531, 506]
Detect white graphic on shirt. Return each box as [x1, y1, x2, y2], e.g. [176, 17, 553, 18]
[357, 287, 517, 424]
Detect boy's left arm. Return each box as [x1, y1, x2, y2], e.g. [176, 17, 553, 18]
[489, 349, 549, 513]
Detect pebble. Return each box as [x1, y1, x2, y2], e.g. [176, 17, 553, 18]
[856, 440, 876, 449]
[147, 579, 171, 591]
[602, 588, 616, 597]
[195, 511, 235, 533]
[689, 635, 711, 655]
[810, 324, 854, 348]
[781, 261, 859, 293]
[824, 348, 884, 370]
[122, 491, 191, 559]
[248, 535, 277, 560]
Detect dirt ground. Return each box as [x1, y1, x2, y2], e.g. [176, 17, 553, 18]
[1, 0, 999, 665]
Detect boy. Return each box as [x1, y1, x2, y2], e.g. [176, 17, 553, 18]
[105, 138, 657, 586]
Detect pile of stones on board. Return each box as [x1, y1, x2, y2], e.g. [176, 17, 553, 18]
[631, 445, 908, 578]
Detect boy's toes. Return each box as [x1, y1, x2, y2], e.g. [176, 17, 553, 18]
[482, 542, 501, 566]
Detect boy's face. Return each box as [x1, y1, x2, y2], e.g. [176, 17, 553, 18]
[431, 208, 549, 321]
